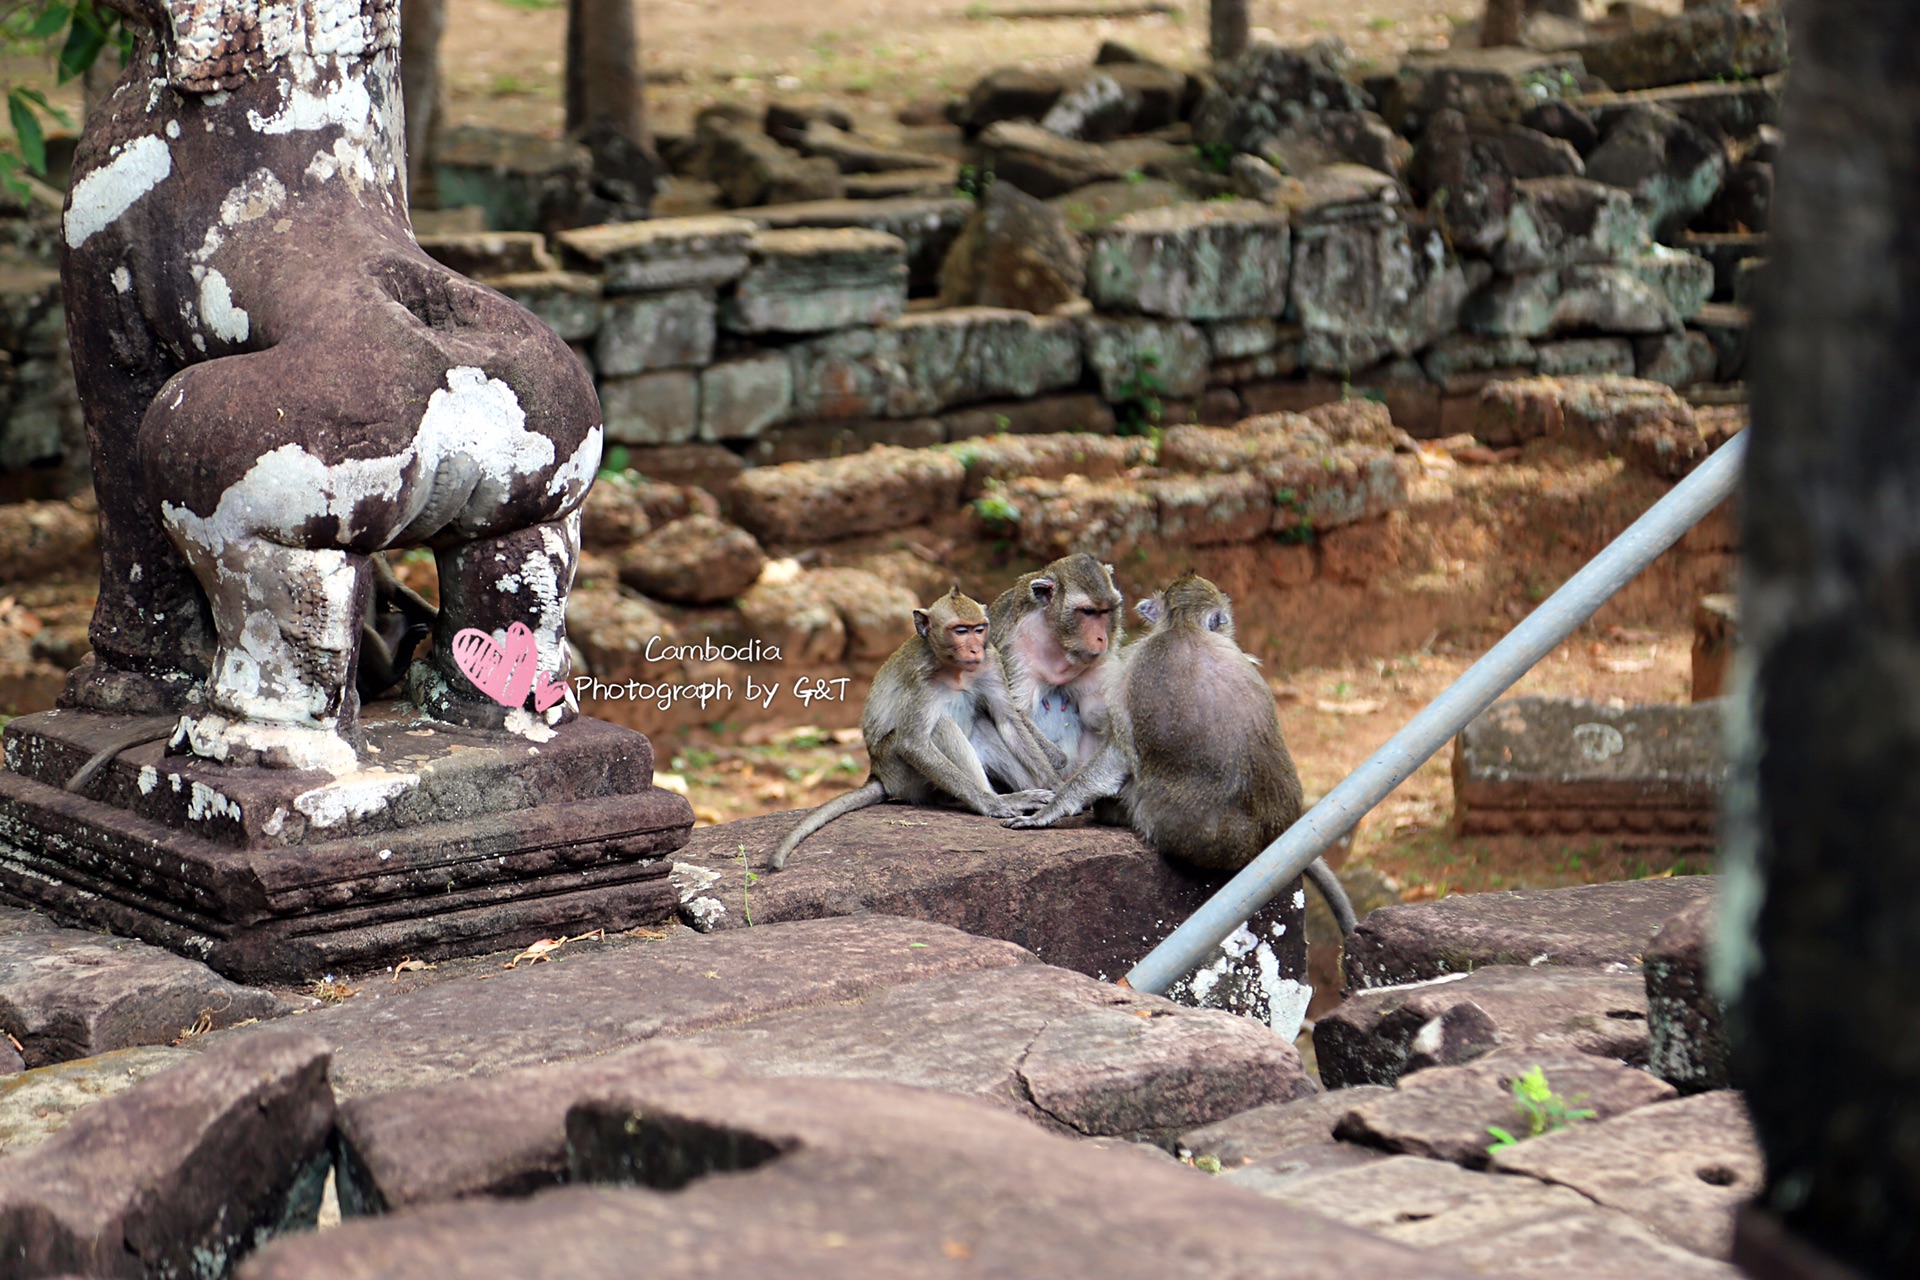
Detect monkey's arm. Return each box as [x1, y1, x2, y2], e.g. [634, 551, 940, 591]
[1004, 738, 1130, 829]
[981, 662, 1069, 785]
[768, 779, 888, 870]
[897, 719, 1053, 819]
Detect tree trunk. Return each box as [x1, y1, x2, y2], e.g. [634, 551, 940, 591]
[1209, 0, 1248, 66]
[1480, 0, 1525, 48]
[1732, 0, 1920, 1275]
[401, 0, 448, 206]
[565, 0, 657, 210]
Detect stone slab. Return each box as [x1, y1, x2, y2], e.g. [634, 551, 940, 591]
[728, 444, 965, 543]
[227, 915, 1032, 1098]
[1316, 965, 1654, 1088]
[0, 926, 285, 1067]
[697, 353, 793, 441]
[0, 1029, 333, 1279]
[600, 368, 701, 445]
[1221, 1139, 1390, 1194]
[1645, 896, 1729, 1092]
[593, 288, 716, 377]
[721, 228, 908, 334]
[786, 307, 1082, 420]
[0, 709, 691, 983]
[1087, 201, 1290, 321]
[1491, 1090, 1761, 1258]
[416, 231, 557, 280]
[1333, 1047, 1677, 1166]
[1269, 1154, 1741, 1278]
[555, 216, 757, 293]
[1179, 1085, 1392, 1168]
[734, 196, 974, 294]
[1343, 875, 1716, 990]
[250, 1061, 1472, 1279]
[0, 1045, 197, 1156]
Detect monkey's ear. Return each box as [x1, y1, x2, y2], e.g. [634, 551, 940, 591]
[913, 609, 931, 639]
[1029, 576, 1056, 605]
[1136, 597, 1163, 625]
[1104, 563, 1118, 584]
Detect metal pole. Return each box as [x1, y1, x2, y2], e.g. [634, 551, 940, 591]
[1125, 430, 1750, 995]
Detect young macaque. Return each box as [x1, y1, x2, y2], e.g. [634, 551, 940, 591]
[1007, 572, 1356, 934]
[768, 588, 1062, 870]
[987, 552, 1126, 777]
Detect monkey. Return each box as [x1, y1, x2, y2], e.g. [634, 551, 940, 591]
[1006, 572, 1357, 935]
[987, 552, 1127, 782]
[768, 587, 1064, 870]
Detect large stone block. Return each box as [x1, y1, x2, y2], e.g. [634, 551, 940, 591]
[1490, 1090, 1760, 1257]
[1147, 473, 1274, 545]
[1000, 476, 1158, 561]
[484, 270, 603, 343]
[938, 180, 1087, 315]
[947, 432, 1141, 498]
[1191, 38, 1370, 156]
[1342, 875, 1718, 991]
[678, 122, 845, 208]
[1644, 897, 1730, 1093]
[556, 216, 757, 293]
[617, 515, 765, 606]
[1624, 244, 1715, 322]
[788, 308, 1081, 419]
[252, 1057, 1462, 1280]
[1331, 1048, 1677, 1164]
[698, 352, 793, 441]
[1179, 1086, 1393, 1169]
[1635, 330, 1719, 388]
[1315, 965, 1654, 1088]
[1290, 206, 1471, 374]
[431, 125, 593, 233]
[1086, 201, 1290, 321]
[1587, 106, 1727, 239]
[0, 928, 286, 1067]
[1535, 336, 1636, 378]
[1077, 314, 1209, 401]
[1454, 696, 1726, 838]
[735, 197, 975, 295]
[594, 289, 717, 376]
[976, 121, 1127, 199]
[1463, 263, 1680, 338]
[1580, 8, 1790, 93]
[1157, 416, 1408, 535]
[0, 1029, 334, 1279]
[600, 369, 701, 445]
[1495, 176, 1648, 274]
[721, 228, 909, 334]
[728, 444, 966, 543]
[1383, 47, 1589, 130]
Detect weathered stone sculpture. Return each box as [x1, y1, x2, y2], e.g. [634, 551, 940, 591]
[67, 0, 598, 770]
[0, 0, 691, 981]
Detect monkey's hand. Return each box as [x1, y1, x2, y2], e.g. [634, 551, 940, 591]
[984, 789, 1055, 819]
[1004, 795, 1083, 829]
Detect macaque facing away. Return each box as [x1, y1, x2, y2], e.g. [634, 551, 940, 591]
[1008, 572, 1357, 934]
[768, 588, 1063, 870]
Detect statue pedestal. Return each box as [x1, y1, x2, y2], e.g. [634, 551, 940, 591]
[0, 705, 692, 983]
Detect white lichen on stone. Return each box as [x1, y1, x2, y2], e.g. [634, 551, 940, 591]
[293, 769, 420, 828]
[186, 780, 240, 823]
[138, 765, 159, 795]
[198, 269, 249, 342]
[66, 135, 172, 247]
[668, 861, 723, 902]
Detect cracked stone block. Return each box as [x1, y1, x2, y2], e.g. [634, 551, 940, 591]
[1472, 375, 1704, 476]
[0, 1045, 196, 1157]
[1147, 473, 1274, 545]
[1464, 264, 1680, 339]
[1267, 1153, 1742, 1278]
[1383, 47, 1589, 130]
[736, 197, 974, 295]
[1315, 965, 1654, 1088]
[483, 270, 603, 343]
[947, 432, 1141, 497]
[1003, 476, 1159, 561]
[556, 216, 757, 293]
[1644, 897, 1730, 1093]
[721, 228, 908, 334]
[729, 444, 965, 543]
[698, 353, 793, 442]
[600, 370, 701, 446]
[1290, 206, 1471, 374]
[1331, 1047, 1676, 1165]
[0, 1029, 334, 1279]
[1580, 8, 1789, 93]
[1157, 418, 1407, 534]
[1535, 336, 1635, 378]
[1587, 106, 1726, 239]
[1623, 245, 1715, 323]
[1342, 875, 1718, 991]
[1495, 176, 1649, 275]
[1454, 696, 1726, 838]
[1635, 330, 1719, 389]
[1086, 202, 1290, 321]
[1490, 1090, 1760, 1258]
[1078, 314, 1209, 402]
[787, 308, 1082, 420]
[259, 1054, 1466, 1280]
[594, 289, 717, 376]
[0, 928, 285, 1068]
[617, 515, 765, 607]
[1179, 1086, 1393, 1168]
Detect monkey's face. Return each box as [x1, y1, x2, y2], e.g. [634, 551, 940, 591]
[944, 620, 988, 671]
[1063, 597, 1115, 661]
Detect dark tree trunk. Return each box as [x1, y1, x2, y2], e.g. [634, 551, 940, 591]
[1480, 0, 1525, 47]
[1732, 0, 1920, 1275]
[565, 0, 657, 210]
[1209, 0, 1248, 66]
[401, 0, 448, 206]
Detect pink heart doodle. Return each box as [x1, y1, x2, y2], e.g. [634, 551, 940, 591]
[450, 623, 570, 713]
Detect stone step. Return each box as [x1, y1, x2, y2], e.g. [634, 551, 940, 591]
[1342, 875, 1716, 991]
[1316, 965, 1652, 1088]
[720, 228, 909, 335]
[251, 1053, 1472, 1279]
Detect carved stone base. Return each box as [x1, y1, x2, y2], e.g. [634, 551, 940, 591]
[0, 704, 693, 983]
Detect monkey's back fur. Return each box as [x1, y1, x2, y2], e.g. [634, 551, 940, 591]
[1123, 626, 1304, 872]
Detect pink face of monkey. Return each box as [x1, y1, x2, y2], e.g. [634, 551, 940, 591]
[1066, 594, 1114, 660]
[915, 588, 991, 677]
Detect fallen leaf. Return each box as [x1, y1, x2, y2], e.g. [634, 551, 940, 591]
[390, 957, 437, 982]
[654, 772, 691, 796]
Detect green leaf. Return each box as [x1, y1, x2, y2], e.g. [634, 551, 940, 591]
[0, 152, 31, 204]
[1485, 1125, 1518, 1154]
[57, 8, 109, 84]
[26, 4, 74, 40]
[13, 87, 70, 129]
[8, 91, 45, 176]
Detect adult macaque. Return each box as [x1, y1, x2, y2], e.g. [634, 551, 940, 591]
[1008, 572, 1356, 934]
[987, 553, 1126, 777]
[768, 588, 1061, 870]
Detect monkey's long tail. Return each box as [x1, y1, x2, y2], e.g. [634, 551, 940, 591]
[768, 780, 888, 871]
[1307, 856, 1359, 937]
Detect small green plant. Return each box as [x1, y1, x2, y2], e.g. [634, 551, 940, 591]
[1194, 141, 1235, 175]
[1122, 167, 1148, 186]
[972, 481, 1020, 530]
[955, 164, 994, 201]
[489, 74, 532, 98]
[963, 0, 993, 18]
[597, 444, 633, 480]
[1367, 15, 1396, 31]
[737, 845, 758, 926]
[1114, 353, 1166, 437]
[1486, 1065, 1596, 1154]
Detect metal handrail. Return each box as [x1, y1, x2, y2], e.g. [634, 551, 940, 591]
[1125, 430, 1750, 995]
